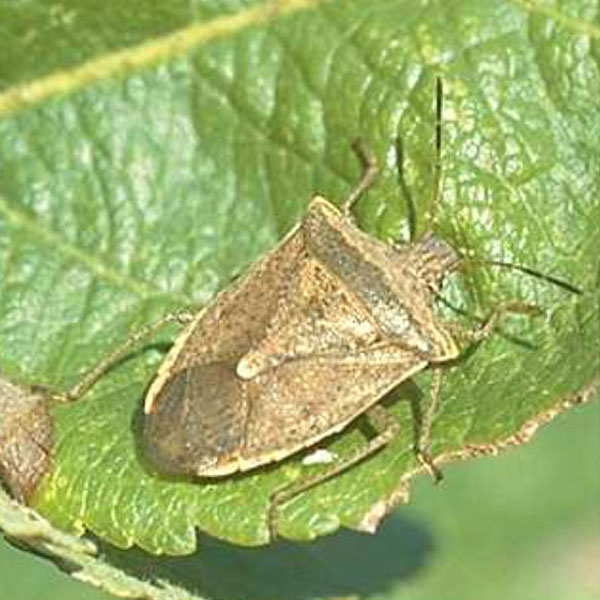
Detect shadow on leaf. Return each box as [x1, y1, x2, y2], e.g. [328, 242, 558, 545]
[99, 514, 434, 600]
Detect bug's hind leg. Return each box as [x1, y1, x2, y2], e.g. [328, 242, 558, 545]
[57, 310, 195, 402]
[267, 404, 399, 541]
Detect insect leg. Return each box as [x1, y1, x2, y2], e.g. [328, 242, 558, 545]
[413, 301, 544, 483]
[267, 403, 400, 541]
[341, 140, 379, 216]
[462, 300, 543, 344]
[60, 310, 195, 402]
[412, 367, 444, 483]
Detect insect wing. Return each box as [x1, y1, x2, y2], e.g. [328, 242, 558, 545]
[236, 345, 427, 471]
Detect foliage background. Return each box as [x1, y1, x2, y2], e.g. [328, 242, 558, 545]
[0, 0, 599, 596]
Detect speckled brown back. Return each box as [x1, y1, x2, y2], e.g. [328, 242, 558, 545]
[142, 197, 458, 477]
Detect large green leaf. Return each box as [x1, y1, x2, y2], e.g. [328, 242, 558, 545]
[1, 0, 599, 556]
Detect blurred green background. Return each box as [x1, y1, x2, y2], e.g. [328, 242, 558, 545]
[2, 395, 597, 600]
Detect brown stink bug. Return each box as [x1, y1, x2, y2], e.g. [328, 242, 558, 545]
[0, 377, 53, 503]
[60, 78, 580, 539]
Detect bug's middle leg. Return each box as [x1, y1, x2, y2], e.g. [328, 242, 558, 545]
[414, 300, 543, 482]
[411, 367, 444, 483]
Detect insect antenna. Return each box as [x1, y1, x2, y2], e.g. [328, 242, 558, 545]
[429, 75, 443, 229]
[430, 76, 582, 299]
[395, 76, 443, 243]
[458, 258, 583, 295]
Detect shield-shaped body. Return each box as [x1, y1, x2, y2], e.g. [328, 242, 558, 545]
[142, 196, 459, 477]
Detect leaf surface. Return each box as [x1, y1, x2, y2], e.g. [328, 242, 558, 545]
[0, 0, 598, 553]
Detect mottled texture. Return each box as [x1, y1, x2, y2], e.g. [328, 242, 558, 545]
[304, 198, 459, 357]
[142, 196, 458, 477]
[0, 378, 52, 502]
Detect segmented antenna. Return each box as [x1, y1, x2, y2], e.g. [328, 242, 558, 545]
[425, 77, 581, 298]
[463, 259, 583, 295]
[429, 76, 443, 228]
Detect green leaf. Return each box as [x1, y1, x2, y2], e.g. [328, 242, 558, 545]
[0, 487, 202, 599]
[1, 0, 599, 555]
